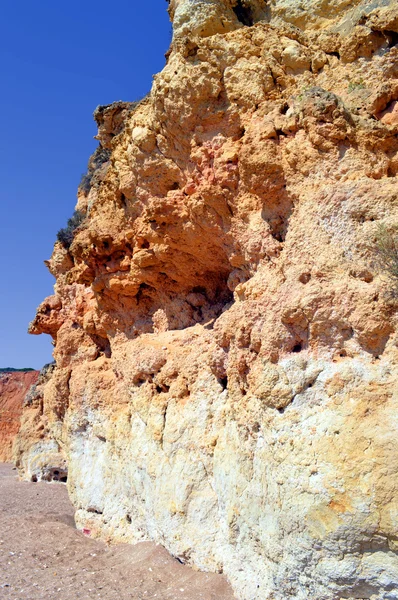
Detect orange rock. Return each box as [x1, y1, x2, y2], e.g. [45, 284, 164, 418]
[15, 1, 398, 599]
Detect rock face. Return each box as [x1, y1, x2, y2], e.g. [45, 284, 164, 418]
[0, 370, 39, 462]
[14, 363, 68, 483]
[16, 0, 398, 598]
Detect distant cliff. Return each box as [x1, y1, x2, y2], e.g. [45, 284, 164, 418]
[0, 370, 39, 461]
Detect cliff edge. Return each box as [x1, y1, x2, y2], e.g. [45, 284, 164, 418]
[16, 1, 398, 598]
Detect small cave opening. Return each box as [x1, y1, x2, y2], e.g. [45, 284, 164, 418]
[384, 30, 398, 49]
[155, 384, 171, 394]
[119, 193, 127, 208]
[232, 0, 254, 26]
[218, 377, 228, 391]
[292, 343, 303, 353]
[280, 103, 289, 115]
[31, 474, 38, 483]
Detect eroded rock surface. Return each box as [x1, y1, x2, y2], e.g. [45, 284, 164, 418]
[0, 370, 39, 462]
[14, 363, 68, 483]
[16, 0, 398, 598]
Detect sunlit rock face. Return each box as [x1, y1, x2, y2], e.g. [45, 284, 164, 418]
[16, 0, 398, 598]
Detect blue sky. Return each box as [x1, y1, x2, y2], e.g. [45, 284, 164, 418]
[0, 1, 171, 369]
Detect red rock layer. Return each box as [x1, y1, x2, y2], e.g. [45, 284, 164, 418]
[0, 371, 39, 462]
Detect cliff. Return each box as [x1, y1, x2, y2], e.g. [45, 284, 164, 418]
[0, 370, 39, 462]
[16, 1, 398, 598]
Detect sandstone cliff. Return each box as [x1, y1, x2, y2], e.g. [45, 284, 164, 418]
[0, 370, 39, 462]
[16, 1, 398, 598]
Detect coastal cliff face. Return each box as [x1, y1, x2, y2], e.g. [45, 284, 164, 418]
[0, 370, 39, 461]
[16, 0, 398, 598]
[13, 364, 68, 482]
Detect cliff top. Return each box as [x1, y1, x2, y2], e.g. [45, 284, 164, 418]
[0, 368, 36, 373]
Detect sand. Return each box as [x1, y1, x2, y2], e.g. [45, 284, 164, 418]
[0, 464, 235, 600]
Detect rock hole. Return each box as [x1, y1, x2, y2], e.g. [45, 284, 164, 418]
[218, 377, 228, 390]
[292, 343, 302, 353]
[237, 127, 245, 139]
[126, 514, 132, 524]
[384, 30, 398, 48]
[60, 476, 68, 483]
[187, 44, 199, 57]
[87, 507, 103, 515]
[156, 385, 170, 394]
[31, 474, 38, 483]
[278, 407, 285, 414]
[273, 230, 284, 243]
[280, 103, 289, 115]
[136, 282, 154, 303]
[232, 0, 254, 26]
[299, 273, 311, 284]
[104, 341, 112, 359]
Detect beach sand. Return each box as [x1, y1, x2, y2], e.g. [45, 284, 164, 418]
[0, 463, 234, 600]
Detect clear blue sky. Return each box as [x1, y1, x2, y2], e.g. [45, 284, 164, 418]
[0, 1, 171, 369]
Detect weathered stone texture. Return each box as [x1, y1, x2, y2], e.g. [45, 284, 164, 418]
[16, 0, 398, 598]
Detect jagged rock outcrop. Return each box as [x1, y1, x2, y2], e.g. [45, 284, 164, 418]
[16, 0, 398, 598]
[0, 370, 39, 461]
[13, 363, 68, 482]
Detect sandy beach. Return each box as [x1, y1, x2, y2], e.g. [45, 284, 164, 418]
[0, 463, 234, 600]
